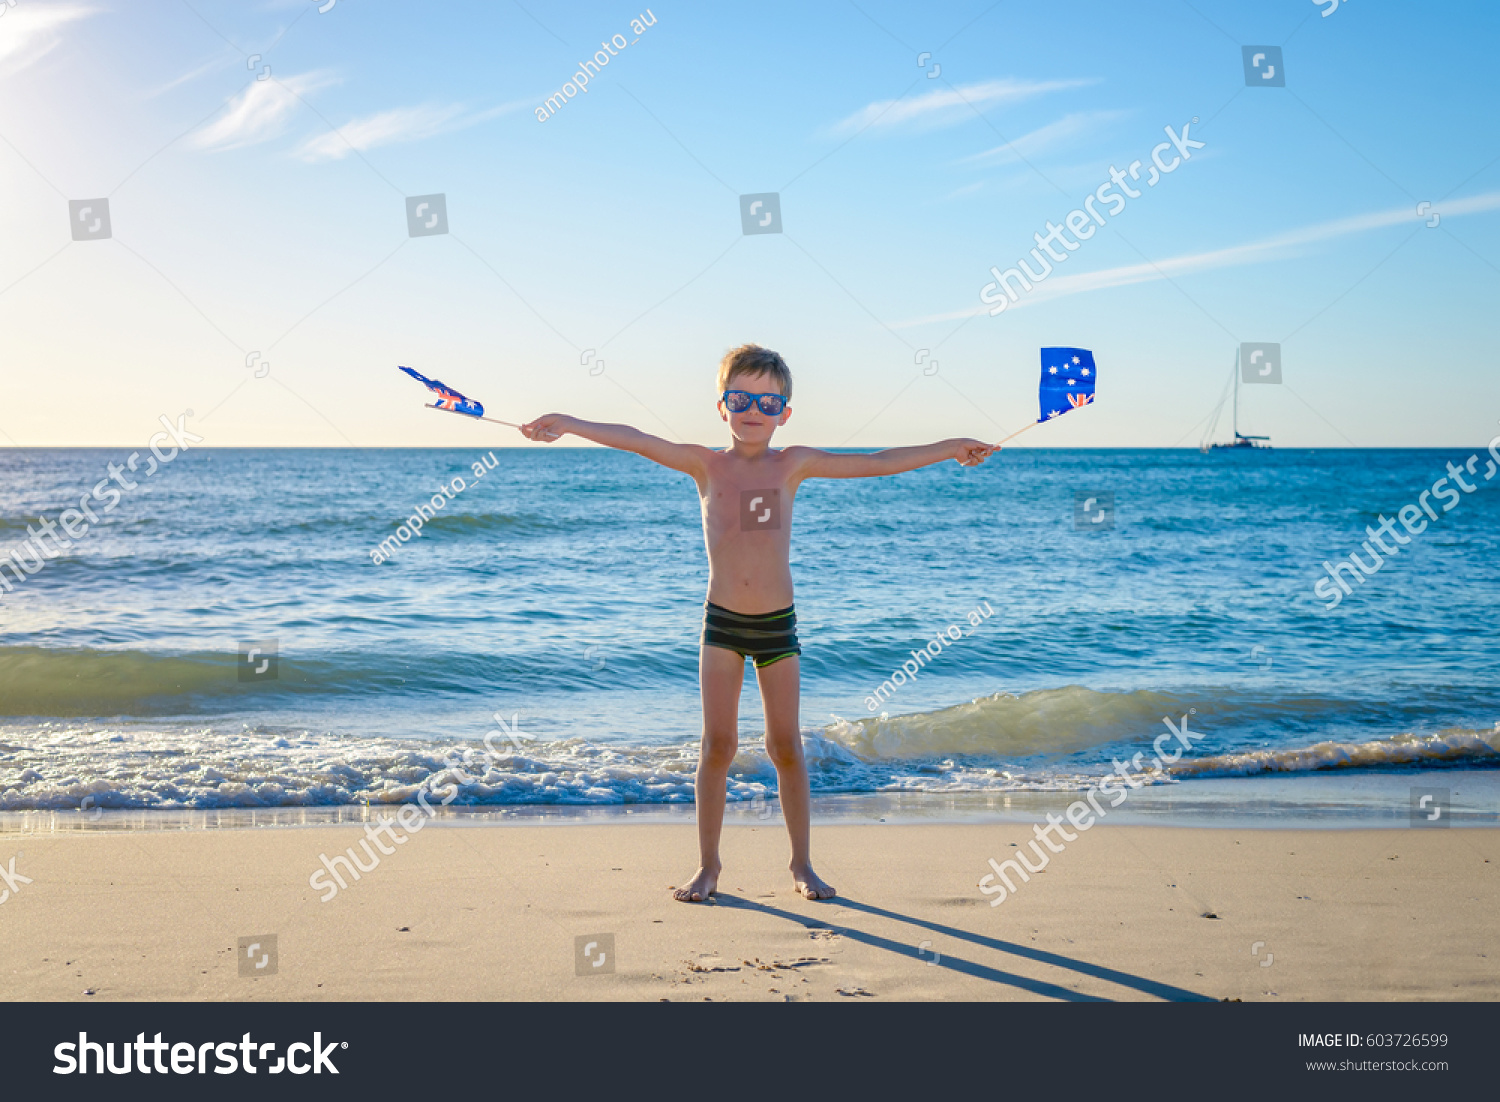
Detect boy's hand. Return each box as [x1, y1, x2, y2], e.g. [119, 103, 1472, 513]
[520, 414, 570, 442]
[952, 438, 995, 467]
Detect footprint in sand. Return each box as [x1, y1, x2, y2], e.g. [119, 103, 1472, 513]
[808, 926, 845, 953]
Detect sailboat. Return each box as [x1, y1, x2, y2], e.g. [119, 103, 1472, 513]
[1201, 348, 1271, 452]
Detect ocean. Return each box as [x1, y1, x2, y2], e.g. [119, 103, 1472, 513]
[1, 445, 1497, 827]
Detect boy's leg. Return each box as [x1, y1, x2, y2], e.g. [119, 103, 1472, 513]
[755, 655, 835, 900]
[673, 644, 744, 902]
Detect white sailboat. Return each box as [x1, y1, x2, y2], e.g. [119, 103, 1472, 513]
[1201, 348, 1271, 452]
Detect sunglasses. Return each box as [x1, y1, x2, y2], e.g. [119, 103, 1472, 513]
[721, 390, 786, 416]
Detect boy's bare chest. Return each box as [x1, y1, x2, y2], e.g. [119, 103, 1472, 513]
[700, 461, 797, 538]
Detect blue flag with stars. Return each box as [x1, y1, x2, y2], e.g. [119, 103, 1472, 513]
[1038, 347, 1096, 422]
[398, 365, 485, 418]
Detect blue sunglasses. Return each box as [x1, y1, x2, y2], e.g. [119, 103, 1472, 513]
[722, 390, 786, 416]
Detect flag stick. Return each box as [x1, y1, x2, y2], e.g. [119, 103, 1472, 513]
[425, 403, 522, 428]
[993, 420, 1043, 448]
[425, 404, 558, 438]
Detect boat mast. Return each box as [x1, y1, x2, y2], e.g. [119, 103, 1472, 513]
[1233, 346, 1240, 440]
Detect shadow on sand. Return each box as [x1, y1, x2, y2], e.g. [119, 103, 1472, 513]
[711, 893, 1216, 1002]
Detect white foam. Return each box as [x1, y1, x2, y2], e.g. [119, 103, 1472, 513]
[1172, 727, 1500, 778]
[1, 715, 1492, 811]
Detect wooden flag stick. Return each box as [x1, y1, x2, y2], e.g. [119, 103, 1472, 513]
[425, 404, 559, 438]
[993, 419, 1042, 448]
[425, 403, 522, 428]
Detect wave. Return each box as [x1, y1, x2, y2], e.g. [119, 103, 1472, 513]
[1, 703, 1494, 810]
[1171, 726, 1500, 778]
[0, 645, 693, 716]
[0, 725, 709, 811]
[825, 687, 1188, 759]
[0, 648, 236, 716]
[0, 646, 423, 716]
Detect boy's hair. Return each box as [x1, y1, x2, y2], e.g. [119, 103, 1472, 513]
[718, 343, 792, 402]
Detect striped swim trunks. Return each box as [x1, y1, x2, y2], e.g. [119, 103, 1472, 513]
[701, 600, 801, 669]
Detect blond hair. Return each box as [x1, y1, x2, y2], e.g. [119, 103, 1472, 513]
[717, 343, 792, 403]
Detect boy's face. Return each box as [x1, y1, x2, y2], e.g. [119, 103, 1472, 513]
[718, 369, 791, 443]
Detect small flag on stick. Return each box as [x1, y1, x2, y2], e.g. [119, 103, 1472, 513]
[994, 347, 1098, 447]
[396, 365, 546, 433]
[1037, 347, 1096, 422]
[398, 365, 485, 418]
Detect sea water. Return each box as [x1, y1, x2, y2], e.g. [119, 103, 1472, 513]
[0, 446, 1496, 823]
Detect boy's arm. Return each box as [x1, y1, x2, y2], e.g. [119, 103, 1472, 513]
[520, 414, 710, 479]
[790, 439, 994, 480]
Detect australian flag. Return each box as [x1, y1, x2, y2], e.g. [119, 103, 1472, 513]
[1038, 347, 1096, 423]
[398, 365, 484, 418]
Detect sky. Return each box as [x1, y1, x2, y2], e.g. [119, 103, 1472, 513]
[1, 0, 1498, 449]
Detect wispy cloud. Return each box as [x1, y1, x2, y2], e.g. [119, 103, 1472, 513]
[142, 55, 233, 100]
[831, 77, 1097, 136]
[293, 97, 531, 162]
[959, 109, 1129, 166]
[0, 2, 94, 75]
[941, 181, 985, 201]
[296, 103, 466, 161]
[897, 191, 1500, 327]
[188, 71, 337, 152]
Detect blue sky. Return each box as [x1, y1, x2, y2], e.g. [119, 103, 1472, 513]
[2, 0, 1497, 448]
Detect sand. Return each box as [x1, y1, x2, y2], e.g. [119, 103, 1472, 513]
[1, 822, 1495, 1001]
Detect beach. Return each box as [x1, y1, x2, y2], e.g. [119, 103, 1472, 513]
[2, 446, 1498, 1003]
[2, 820, 1495, 1002]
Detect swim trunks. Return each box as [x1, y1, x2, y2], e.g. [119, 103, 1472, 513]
[701, 600, 801, 669]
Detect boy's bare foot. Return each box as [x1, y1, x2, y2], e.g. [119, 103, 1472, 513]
[791, 864, 836, 900]
[672, 866, 720, 903]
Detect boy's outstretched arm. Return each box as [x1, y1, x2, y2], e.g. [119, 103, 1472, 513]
[792, 438, 995, 480]
[520, 414, 709, 479]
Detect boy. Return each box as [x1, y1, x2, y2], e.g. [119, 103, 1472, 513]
[521, 345, 994, 902]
